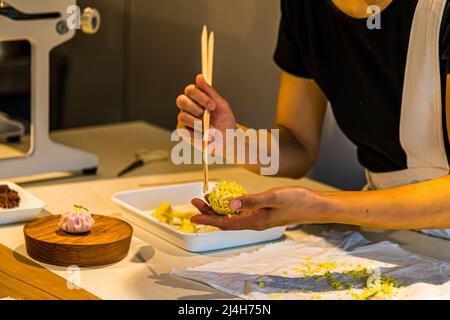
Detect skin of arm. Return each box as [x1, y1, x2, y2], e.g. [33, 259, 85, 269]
[241, 71, 327, 178]
[324, 175, 450, 230]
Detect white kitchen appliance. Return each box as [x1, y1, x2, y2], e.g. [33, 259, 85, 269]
[0, 0, 100, 178]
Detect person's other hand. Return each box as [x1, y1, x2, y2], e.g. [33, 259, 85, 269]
[176, 74, 237, 143]
[191, 187, 330, 231]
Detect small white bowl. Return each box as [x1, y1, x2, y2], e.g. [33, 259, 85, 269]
[0, 182, 46, 225]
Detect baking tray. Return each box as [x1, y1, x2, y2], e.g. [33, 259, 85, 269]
[0, 182, 45, 225]
[112, 182, 286, 252]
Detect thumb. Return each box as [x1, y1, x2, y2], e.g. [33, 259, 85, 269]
[196, 74, 226, 105]
[229, 191, 278, 211]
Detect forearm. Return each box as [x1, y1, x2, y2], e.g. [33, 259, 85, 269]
[319, 175, 450, 230]
[234, 124, 316, 178]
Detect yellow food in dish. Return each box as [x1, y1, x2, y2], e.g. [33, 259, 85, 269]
[208, 181, 247, 215]
[180, 218, 197, 233]
[151, 202, 218, 233]
[151, 201, 172, 224]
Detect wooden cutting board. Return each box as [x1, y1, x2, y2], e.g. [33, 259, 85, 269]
[24, 215, 133, 267]
[0, 244, 99, 300]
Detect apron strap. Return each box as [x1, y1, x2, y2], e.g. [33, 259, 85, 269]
[400, 0, 448, 173]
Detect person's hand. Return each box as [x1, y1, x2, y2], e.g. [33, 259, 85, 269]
[176, 74, 237, 143]
[191, 187, 330, 231]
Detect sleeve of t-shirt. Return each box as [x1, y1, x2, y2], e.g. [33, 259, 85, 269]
[273, 0, 311, 78]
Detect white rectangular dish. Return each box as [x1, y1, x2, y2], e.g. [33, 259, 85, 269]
[112, 182, 286, 252]
[0, 182, 46, 225]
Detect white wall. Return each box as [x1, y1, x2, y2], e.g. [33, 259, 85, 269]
[128, 0, 281, 129]
[54, 0, 127, 128]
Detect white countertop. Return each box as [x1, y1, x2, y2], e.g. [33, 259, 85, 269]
[0, 167, 334, 300]
[1, 122, 450, 300]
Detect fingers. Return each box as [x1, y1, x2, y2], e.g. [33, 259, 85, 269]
[191, 198, 215, 215]
[176, 75, 230, 133]
[176, 82, 216, 117]
[191, 214, 236, 230]
[184, 84, 216, 111]
[177, 74, 227, 115]
[176, 78, 219, 132]
[177, 111, 202, 130]
[196, 74, 227, 106]
[176, 95, 204, 118]
[191, 198, 242, 230]
[190, 211, 270, 231]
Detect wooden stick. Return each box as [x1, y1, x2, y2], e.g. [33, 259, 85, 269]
[208, 32, 214, 85]
[203, 112, 210, 194]
[201, 26, 208, 81]
[201, 26, 209, 193]
[201, 27, 214, 193]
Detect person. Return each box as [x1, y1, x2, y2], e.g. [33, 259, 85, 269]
[176, 0, 450, 238]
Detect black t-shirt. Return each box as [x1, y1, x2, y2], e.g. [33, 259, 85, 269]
[274, 0, 450, 173]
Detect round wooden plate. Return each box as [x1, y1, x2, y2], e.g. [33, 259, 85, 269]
[24, 215, 133, 267]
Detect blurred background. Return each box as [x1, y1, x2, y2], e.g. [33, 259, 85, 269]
[0, 0, 365, 190]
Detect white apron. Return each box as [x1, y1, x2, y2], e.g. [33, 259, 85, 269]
[365, 0, 450, 239]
